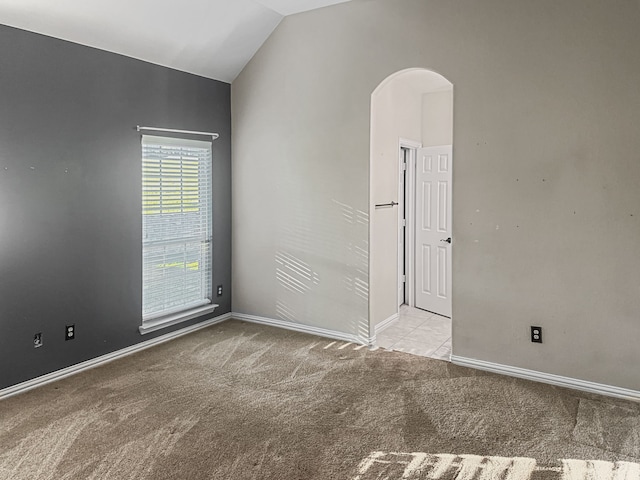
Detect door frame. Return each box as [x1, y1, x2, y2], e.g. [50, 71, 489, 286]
[398, 138, 421, 311]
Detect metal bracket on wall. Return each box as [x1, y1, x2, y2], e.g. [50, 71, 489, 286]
[375, 201, 398, 208]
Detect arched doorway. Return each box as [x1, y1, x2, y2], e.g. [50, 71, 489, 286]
[369, 68, 453, 360]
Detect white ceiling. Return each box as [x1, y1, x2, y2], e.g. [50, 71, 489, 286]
[0, 0, 351, 83]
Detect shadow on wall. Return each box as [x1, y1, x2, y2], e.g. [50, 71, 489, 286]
[274, 198, 369, 341]
[275, 250, 320, 321]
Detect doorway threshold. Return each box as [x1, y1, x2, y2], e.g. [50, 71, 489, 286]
[376, 305, 451, 360]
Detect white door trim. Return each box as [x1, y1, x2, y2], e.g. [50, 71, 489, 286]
[398, 138, 421, 311]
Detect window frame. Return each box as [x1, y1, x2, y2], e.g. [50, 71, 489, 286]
[139, 134, 217, 334]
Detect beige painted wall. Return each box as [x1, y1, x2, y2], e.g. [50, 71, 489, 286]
[422, 90, 453, 147]
[232, 0, 640, 389]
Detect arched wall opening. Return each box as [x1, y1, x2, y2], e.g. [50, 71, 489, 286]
[369, 68, 454, 346]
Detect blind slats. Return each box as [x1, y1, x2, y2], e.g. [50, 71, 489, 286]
[141, 135, 213, 321]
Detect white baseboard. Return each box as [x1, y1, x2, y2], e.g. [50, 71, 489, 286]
[374, 313, 399, 335]
[451, 355, 640, 402]
[0, 313, 233, 401]
[9, 315, 636, 404]
[233, 312, 371, 346]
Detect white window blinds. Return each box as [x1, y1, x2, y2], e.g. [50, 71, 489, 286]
[142, 135, 212, 321]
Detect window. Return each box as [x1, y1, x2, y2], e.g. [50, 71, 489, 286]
[141, 135, 213, 332]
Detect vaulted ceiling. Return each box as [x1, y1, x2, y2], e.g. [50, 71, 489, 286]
[0, 0, 351, 83]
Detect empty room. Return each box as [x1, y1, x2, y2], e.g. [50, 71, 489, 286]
[1, 0, 639, 478]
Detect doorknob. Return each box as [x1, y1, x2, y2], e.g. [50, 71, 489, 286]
[440, 237, 452, 244]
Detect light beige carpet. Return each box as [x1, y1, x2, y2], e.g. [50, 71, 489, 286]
[1, 320, 639, 479]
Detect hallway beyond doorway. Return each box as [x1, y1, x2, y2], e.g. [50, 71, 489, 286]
[376, 305, 451, 361]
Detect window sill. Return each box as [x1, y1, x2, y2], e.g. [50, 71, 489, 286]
[139, 304, 218, 335]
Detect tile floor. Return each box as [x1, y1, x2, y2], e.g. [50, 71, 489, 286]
[376, 305, 451, 361]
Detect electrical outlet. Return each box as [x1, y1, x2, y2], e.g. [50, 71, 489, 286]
[217, 285, 223, 296]
[34, 332, 43, 348]
[65, 324, 75, 341]
[531, 326, 542, 343]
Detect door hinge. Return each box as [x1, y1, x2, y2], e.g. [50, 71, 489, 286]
[402, 162, 407, 171]
[402, 275, 406, 283]
[401, 219, 406, 227]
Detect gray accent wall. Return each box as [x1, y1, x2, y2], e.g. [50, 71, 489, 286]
[0, 24, 231, 390]
[232, 0, 640, 390]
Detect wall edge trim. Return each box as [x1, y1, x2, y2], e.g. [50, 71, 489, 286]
[451, 355, 640, 402]
[0, 313, 233, 401]
[233, 312, 371, 346]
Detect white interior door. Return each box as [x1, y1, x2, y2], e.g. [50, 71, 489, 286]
[415, 145, 452, 317]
